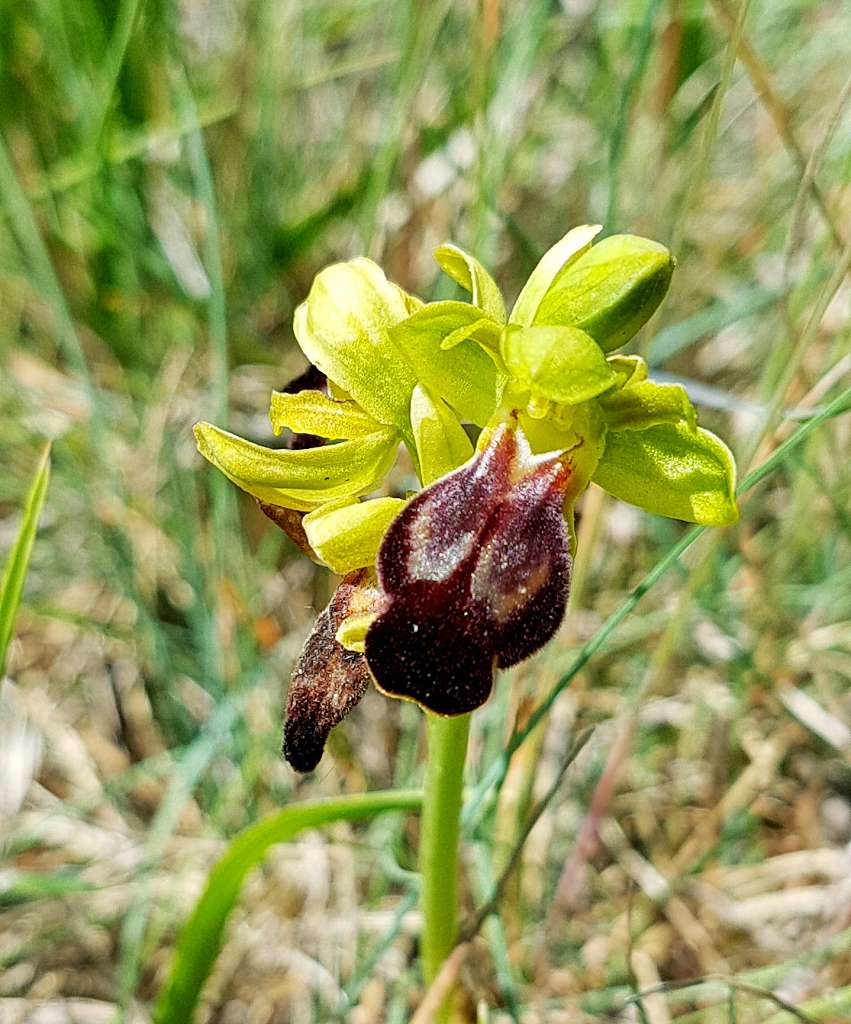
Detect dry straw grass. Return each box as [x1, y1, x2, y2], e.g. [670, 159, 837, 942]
[1, 0, 851, 1021]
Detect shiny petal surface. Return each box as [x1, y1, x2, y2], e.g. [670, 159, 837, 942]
[500, 324, 618, 405]
[390, 301, 506, 426]
[302, 497, 407, 574]
[599, 377, 697, 432]
[534, 234, 674, 352]
[293, 258, 419, 435]
[283, 569, 385, 772]
[364, 423, 572, 715]
[593, 421, 738, 525]
[410, 383, 474, 485]
[510, 224, 602, 326]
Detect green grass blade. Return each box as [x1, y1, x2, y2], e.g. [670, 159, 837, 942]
[153, 789, 422, 1024]
[647, 287, 781, 366]
[0, 444, 51, 678]
[0, 869, 95, 909]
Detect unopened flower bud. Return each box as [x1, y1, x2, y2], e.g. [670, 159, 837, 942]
[534, 234, 674, 352]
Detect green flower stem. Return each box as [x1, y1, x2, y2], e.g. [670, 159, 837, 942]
[420, 710, 471, 1017]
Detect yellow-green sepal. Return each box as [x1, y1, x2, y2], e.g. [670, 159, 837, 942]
[599, 378, 697, 432]
[293, 258, 418, 436]
[592, 421, 738, 526]
[302, 496, 407, 574]
[434, 243, 506, 323]
[500, 324, 618, 406]
[269, 389, 383, 438]
[194, 421, 399, 511]
[534, 234, 675, 352]
[390, 302, 506, 426]
[510, 224, 602, 326]
[410, 383, 475, 485]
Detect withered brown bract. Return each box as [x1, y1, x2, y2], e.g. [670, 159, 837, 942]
[257, 501, 316, 561]
[284, 568, 384, 772]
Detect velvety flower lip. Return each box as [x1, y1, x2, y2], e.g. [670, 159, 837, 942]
[363, 420, 573, 716]
[284, 568, 385, 772]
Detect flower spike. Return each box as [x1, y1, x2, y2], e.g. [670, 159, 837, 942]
[193, 223, 739, 775]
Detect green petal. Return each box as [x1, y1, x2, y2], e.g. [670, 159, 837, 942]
[592, 421, 738, 526]
[606, 353, 648, 390]
[599, 378, 697, 432]
[434, 243, 506, 323]
[410, 383, 474, 484]
[194, 421, 399, 511]
[534, 234, 675, 352]
[302, 497, 406, 574]
[441, 316, 501, 351]
[500, 324, 618, 405]
[510, 224, 602, 326]
[293, 258, 418, 434]
[393, 284, 425, 315]
[269, 389, 382, 438]
[390, 302, 506, 426]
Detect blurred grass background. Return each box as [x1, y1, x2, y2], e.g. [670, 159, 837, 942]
[1, 0, 851, 1021]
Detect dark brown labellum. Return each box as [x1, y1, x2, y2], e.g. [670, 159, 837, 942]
[283, 568, 384, 772]
[364, 422, 572, 715]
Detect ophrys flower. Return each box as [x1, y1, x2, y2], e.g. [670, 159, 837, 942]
[195, 227, 737, 771]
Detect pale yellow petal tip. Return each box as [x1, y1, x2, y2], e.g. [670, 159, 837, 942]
[193, 421, 218, 462]
[335, 613, 377, 653]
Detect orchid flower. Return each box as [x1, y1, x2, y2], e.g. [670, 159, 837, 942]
[195, 227, 737, 772]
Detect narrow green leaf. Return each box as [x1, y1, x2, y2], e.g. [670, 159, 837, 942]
[194, 422, 398, 511]
[592, 421, 738, 525]
[433, 243, 506, 322]
[153, 790, 422, 1024]
[0, 444, 51, 677]
[646, 286, 780, 366]
[0, 869, 94, 909]
[510, 224, 602, 326]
